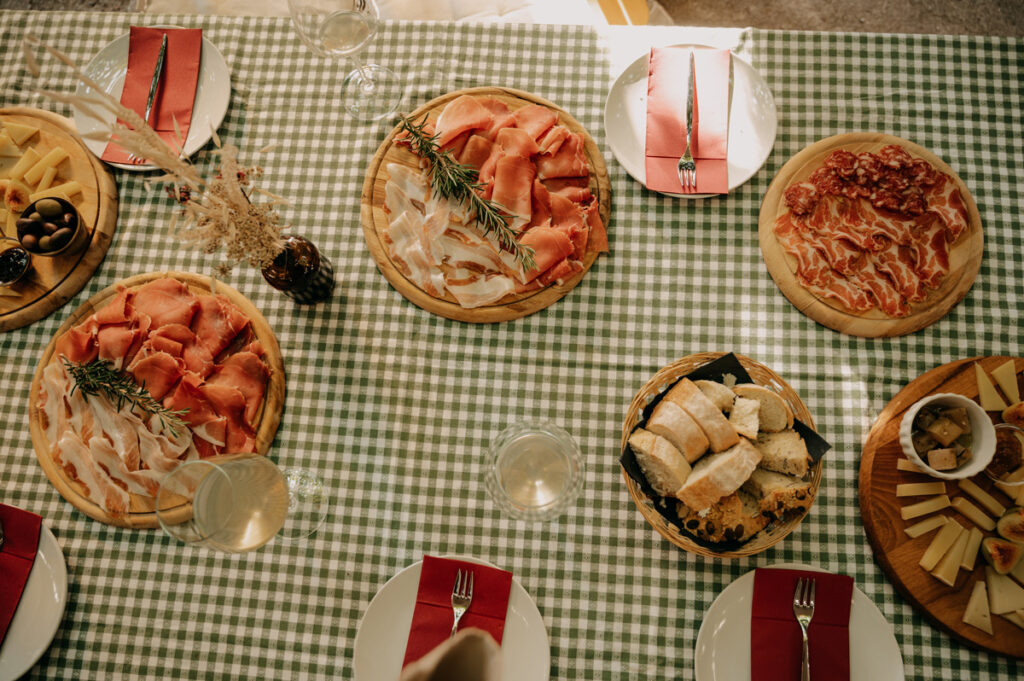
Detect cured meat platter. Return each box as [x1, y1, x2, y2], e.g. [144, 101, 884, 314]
[859, 357, 1024, 657]
[360, 86, 612, 323]
[28, 271, 286, 528]
[0, 107, 118, 332]
[758, 133, 982, 337]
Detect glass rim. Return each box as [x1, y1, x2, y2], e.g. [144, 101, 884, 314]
[155, 459, 239, 544]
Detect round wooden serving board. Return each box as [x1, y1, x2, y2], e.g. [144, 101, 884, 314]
[758, 133, 982, 337]
[859, 356, 1024, 658]
[0, 107, 118, 332]
[360, 86, 611, 323]
[27, 271, 286, 528]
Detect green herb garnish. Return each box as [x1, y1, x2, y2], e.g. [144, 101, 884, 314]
[62, 357, 189, 438]
[397, 115, 537, 273]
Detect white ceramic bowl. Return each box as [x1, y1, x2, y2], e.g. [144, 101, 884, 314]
[899, 393, 996, 480]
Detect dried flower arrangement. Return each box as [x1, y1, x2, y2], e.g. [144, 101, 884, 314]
[23, 34, 287, 278]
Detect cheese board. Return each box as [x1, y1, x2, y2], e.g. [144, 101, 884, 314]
[0, 107, 118, 332]
[28, 271, 286, 528]
[758, 133, 982, 337]
[859, 356, 1024, 657]
[360, 86, 611, 323]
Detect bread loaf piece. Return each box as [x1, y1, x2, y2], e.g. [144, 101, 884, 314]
[733, 384, 794, 433]
[741, 467, 813, 517]
[694, 379, 736, 413]
[665, 378, 740, 452]
[753, 430, 810, 477]
[676, 438, 762, 512]
[676, 490, 768, 543]
[729, 396, 760, 439]
[646, 400, 709, 463]
[628, 428, 692, 497]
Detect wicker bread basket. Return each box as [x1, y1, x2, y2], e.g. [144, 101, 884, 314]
[620, 352, 823, 559]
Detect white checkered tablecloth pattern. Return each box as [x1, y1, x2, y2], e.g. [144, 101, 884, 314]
[0, 10, 1021, 679]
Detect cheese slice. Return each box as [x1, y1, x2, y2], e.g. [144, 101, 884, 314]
[905, 515, 948, 539]
[901, 494, 951, 520]
[0, 132, 19, 157]
[932, 527, 970, 586]
[35, 165, 57, 192]
[986, 566, 1024, 614]
[976, 363, 1008, 411]
[920, 520, 964, 571]
[962, 580, 994, 634]
[7, 147, 40, 182]
[3, 121, 39, 145]
[957, 478, 1007, 517]
[951, 496, 996, 531]
[991, 360, 1021, 405]
[897, 482, 947, 497]
[1003, 611, 1024, 630]
[22, 147, 68, 187]
[960, 526, 984, 571]
[897, 457, 927, 473]
[1011, 554, 1024, 586]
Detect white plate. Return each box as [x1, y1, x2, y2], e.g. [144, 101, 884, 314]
[694, 563, 904, 681]
[73, 29, 231, 172]
[0, 525, 68, 681]
[604, 44, 778, 198]
[353, 556, 550, 681]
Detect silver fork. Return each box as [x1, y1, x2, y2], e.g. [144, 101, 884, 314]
[675, 50, 696, 191]
[128, 34, 168, 165]
[792, 577, 816, 681]
[449, 569, 474, 639]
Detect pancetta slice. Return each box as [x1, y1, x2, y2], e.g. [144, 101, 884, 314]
[55, 432, 129, 514]
[89, 436, 162, 497]
[444, 270, 516, 308]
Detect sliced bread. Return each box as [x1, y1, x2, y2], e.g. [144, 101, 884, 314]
[676, 490, 768, 543]
[694, 379, 736, 413]
[729, 396, 760, 439]
[646, 399, 709, 463]
[741, 467, 813, 518]
[676, 438, 762, 512]
[753, 430, 810, 477]
[628, 428, 692, 497]
[665, 378, 740, 452]
[732, 384, 794, 433]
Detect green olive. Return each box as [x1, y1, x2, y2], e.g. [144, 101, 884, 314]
[38, 235, 52, 250]
[35, 198, 62, 218]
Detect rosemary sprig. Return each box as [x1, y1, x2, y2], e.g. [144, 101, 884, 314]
[397, 115, 537, 273]
[62, 357, 190, 439]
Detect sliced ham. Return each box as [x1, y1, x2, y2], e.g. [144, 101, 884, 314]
[190, 294, 249, 359]
[149, 324, 214, 378]
[494, 127, 540, 159]
[200, 383, 256, 453]
[538, 125, 570, 155]
[55, 320, 99, 364]
[164, 373, 228, 457]
[584, 202, 609, 253]
[519, 225, 575, 283]
[536, 132, 588, 179]
[132, 278, 199, 329]
[457, 134, 494, 171]
[490, 154, 536, 230]
[97, 324, 143, 371]
[434, 94, 494, 147]
[130, 351, 184, 402]
[93, 287, 135, 325]
[512, 104, 558, 141]
[207, 351, 270, 426]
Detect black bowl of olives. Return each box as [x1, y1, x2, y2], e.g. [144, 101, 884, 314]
[16, 197, 87, 257]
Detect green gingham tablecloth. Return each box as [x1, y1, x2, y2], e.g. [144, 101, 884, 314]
[1, 10, 1022, 680]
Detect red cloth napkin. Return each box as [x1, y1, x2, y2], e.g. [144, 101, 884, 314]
[402, 556, 513, 668]
[0, 504, 42, 645]
[102, 26, 203, 164]
[645, 46, 730, 194]
[751, 568, 853, 681]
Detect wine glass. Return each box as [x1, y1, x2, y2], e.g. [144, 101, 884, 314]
[156, 453, 327, 552]
[288, 0, 403, 121]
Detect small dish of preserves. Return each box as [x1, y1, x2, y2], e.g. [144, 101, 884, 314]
[899, 393, 995, 479]
[0, 237, 31, 286]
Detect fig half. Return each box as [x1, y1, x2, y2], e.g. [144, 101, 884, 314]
[982, 536, 1023, 574]
[996, 507, 1024, 543]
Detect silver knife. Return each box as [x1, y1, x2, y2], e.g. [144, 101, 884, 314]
[143, 34, 168, 124]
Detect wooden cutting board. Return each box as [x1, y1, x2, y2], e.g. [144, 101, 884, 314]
[27, 271, 286, 528]
[759, 133, 982, 337]
[360, 86, 611, 323]
[859, 356, 1024, 657]
[0, 107, 118, 332]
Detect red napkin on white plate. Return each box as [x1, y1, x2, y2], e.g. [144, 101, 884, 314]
[751, 568, 853, 681]
[645, 46, 730, 194]
[0, 504, 42, 645]
[102, 26, 203, 164]
[401, 556, 513, 668]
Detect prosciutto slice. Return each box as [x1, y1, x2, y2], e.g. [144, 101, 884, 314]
[206, 351, 270, 426]
[190, 295, 249, 358]
[132, 278, 199, 329]
[434, 94, 494, 147]
[536, 130, 588, 179]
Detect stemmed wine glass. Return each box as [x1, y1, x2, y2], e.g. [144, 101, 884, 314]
[288, 0, 403, 121]
[156, 453, 327, 552]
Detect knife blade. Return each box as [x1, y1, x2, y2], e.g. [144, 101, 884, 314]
[143, 34, 168, 125]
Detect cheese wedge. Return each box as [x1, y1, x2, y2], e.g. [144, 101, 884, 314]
[957, 478, 1007, 518]
[901, 494, 951, 520]
[951, 496, 996, 531]
[35, 165, 57, 192]
[991, 360, 1021, 405]
[976, 363, 1008, 411]
[22, 147, 68, 187]
[3, 121, 39, 145]
[961, 527, 984, 571]
[897, 482, 946, 497]
[7, 148, 40, 182]
[1011, 554, 1024, 586]
[986, 566, 1024, 614]
[1003, 611, 1024, 630]
[0, 132, 19, 157]
[905, 515, 948, 539]
[963, 580, 994, 634]
[933, 527, 970, 586]
[920, 520, 964, 571]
